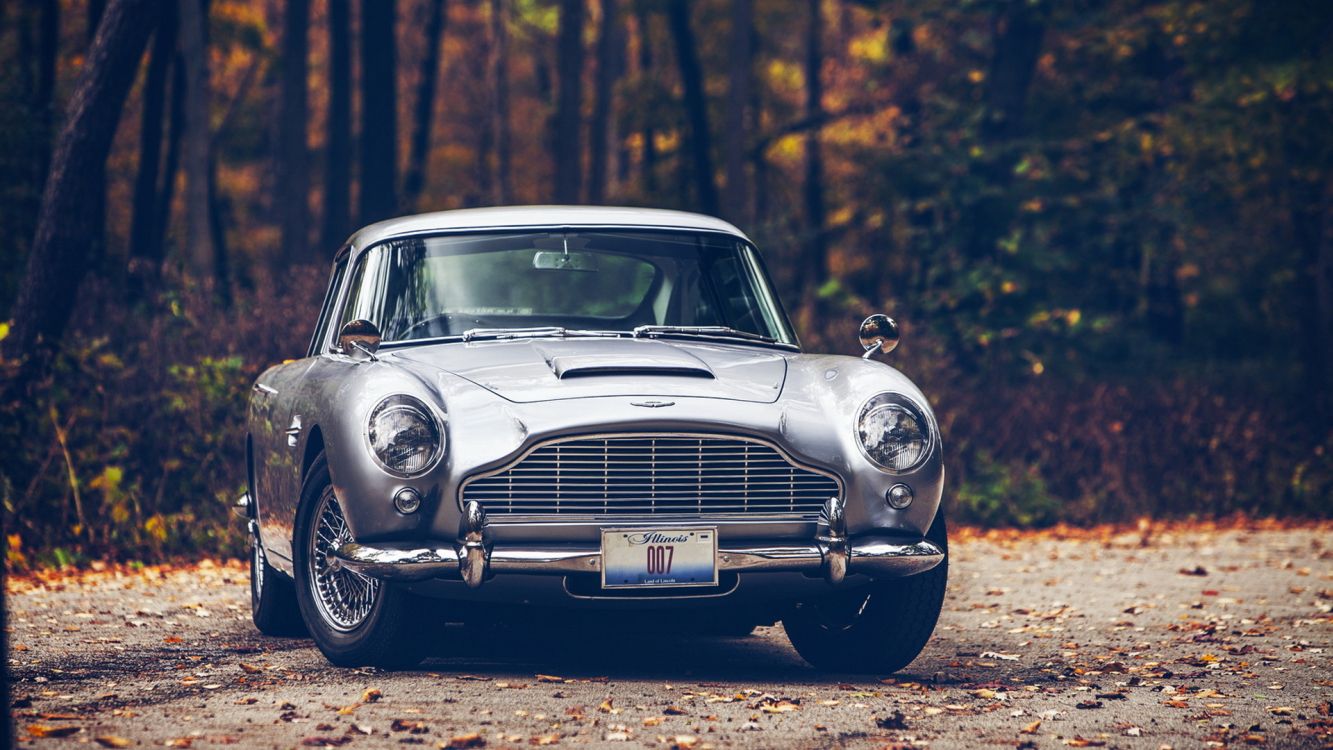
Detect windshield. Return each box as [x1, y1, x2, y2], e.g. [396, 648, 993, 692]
[335, 230, 797, 346]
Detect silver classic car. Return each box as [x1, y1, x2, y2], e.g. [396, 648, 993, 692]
[243, 206, 947, 672]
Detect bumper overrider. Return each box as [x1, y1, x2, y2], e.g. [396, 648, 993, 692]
[331, 497, 944, 588]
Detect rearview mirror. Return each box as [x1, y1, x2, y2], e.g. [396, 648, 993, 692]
[533, 250, 599, 272]
[858, 314, 900, 359]
[338, 319, 382, 360]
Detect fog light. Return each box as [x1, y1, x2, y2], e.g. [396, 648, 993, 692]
[394, 487, 422, 514]
[886, 483, 914, 510]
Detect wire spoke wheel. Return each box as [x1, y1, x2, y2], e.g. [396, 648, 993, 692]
[308, 489, 380, 631]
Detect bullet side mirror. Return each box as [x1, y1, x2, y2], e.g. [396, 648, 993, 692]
[858, 314, 900, 359]
[338, 319, 382, 361]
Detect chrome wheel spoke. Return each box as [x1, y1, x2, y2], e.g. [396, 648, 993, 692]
[308, 491, 380, 631]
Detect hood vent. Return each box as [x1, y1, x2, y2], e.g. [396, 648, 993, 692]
[557, 364, 714, 380]
[546, 350, 716, 380]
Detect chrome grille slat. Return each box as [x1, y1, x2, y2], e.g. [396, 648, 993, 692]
[462, 434, 840, 519]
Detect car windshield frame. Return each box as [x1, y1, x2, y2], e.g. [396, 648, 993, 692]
[324, 227, 801, 352]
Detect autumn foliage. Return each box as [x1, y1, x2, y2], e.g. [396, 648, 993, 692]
[1, 0, 1331, 567]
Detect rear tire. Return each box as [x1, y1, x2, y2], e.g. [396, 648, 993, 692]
[250, 527, 305, 637]
[293, 454, 429, 669]
[783, 511, 948, 674]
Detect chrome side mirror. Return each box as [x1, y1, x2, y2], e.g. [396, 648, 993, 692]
[338, 319, 382, 360]
[858, 314, 900, 359]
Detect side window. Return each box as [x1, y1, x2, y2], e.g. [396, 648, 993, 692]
[308, 256, 349, 356]
[338, 250, 376, 332]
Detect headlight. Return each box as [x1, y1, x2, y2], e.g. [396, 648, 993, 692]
[367, 395, 444, 476]
[856, 395, 932, 473]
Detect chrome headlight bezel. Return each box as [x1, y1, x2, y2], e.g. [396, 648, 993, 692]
[365, 394, 446, 478]
[854, 393, 935, 474]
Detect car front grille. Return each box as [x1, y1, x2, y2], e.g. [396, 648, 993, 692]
[461, 434, 840, 519]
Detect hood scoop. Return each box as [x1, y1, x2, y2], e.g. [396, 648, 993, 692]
[542, 347, 716, 380]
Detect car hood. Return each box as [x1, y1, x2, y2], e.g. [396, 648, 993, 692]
[390, 338, 789, 403]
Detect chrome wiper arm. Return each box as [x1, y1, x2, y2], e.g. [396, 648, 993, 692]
[632, 325, 778, 344]
[461, 327, 625, 342]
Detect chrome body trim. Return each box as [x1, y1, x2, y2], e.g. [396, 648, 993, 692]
[332, 535, 942, 584]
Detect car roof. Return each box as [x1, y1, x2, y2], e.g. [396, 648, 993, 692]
[345, 206, 750, 256]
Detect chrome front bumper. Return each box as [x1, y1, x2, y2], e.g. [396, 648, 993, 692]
[332, 498, 944, 588]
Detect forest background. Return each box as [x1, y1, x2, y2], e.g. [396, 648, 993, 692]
[0, 0, 1329, 568]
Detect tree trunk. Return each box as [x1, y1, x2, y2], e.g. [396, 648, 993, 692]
[554, 0, 585, 203]
[178, 0, 213, 275]
[154, 56, 184, 261]
[962, 0, 1045, 262]
[587, 0, 618, 204]
[490, 0, 513, 203]
[723, 0, 751, 224]
[402, 0, 447, 212]
[127, 0, 176, 296]
[749, 77, 767, 229]
[983, 0, 1046, 142]
[802, 0, 825, 291]
[208, 153, 231, 306]
[277, 0, 310, 265]
[359, 0, 398, 225]
[35, 0, 59, 186]
[2, 0, 161, 382]
[665, 0, 718, 216]
[321, 0, 351, 250]
[634, 5, 657, 195]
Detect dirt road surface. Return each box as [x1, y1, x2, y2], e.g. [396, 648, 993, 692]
[7, 524, 1331, 748]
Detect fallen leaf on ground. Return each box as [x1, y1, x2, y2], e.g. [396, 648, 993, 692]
[360, 688, 382, 703]
[94, 737, 132, 749]
[1021, 720, 1042, 734]
[300, 738, 351, 747]
[875, 711, 908, 730]
[446, 732, 486, 748]
[391, 719, 428, 733]
[27, 724, 81, 738]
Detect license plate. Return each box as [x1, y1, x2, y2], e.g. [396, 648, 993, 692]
[600, 528, 718, 588]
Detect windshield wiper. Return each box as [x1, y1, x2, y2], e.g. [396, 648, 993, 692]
[632, 325, 790, 346]
[461, 326, 626, 342]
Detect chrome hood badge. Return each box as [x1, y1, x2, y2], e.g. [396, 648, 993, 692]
[630, 400, 676, 408]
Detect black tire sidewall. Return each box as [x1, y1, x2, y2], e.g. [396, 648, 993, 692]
[784, 511, 949, 673]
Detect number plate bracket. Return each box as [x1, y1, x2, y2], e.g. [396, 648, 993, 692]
[600, 528, 719, 589]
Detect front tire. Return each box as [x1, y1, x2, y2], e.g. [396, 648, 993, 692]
[783, 511, 948, 674]
[250, 525, 305, 637]
[293, 454, 428, 668]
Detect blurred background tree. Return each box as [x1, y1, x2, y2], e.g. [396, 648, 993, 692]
[0, 0, 1329, 567]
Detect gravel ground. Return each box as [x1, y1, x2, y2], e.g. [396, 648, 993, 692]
[6, 524, 1331, 749]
